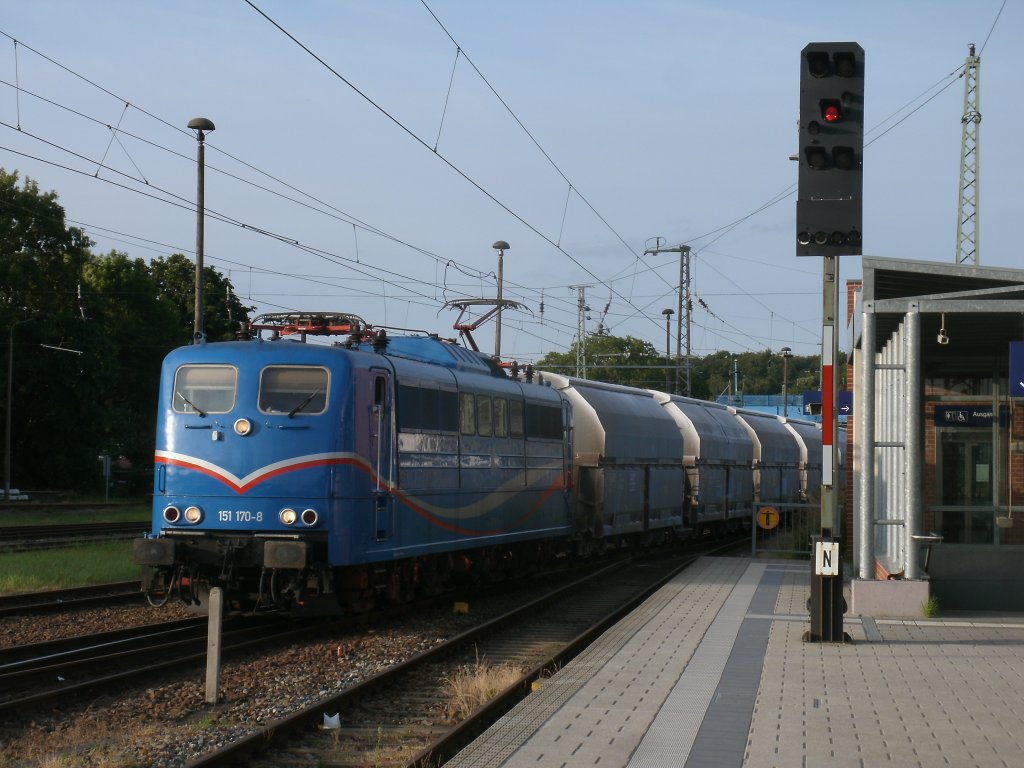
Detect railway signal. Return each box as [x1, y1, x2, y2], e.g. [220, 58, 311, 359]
[796, 43, 864, 256]
[797, 42, 863, 644]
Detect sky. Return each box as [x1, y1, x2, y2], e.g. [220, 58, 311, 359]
[0, 0, 1018, 363]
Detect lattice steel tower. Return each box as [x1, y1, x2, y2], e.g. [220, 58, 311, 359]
[955, 43, 981, 265]
[643, 242, 692, 395]
[569, 284, 592, 378]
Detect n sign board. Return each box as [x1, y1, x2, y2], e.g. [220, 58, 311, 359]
[1011, 342, 1024, 399]
[815, 540, 840, 576]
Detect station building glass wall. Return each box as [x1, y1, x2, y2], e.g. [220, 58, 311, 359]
[924, 375, 1024, 545]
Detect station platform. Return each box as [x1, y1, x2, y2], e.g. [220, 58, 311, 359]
[446, 556, 1024, 768]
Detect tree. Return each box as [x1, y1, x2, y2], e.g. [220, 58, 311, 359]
[79, 253, 252, 492]
[0, 170, 91, 325]
[537, 334, 663, 389]
[690, 350, 740, 401]
[535, 337, 839, 406]
[79, 251, 182, 482]
[1, 169, 253, 494]
[150, 253, 253, 344]
[1, 170, 95, 491]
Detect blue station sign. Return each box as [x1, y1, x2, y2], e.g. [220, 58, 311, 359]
[934, 405, 1006, 428]
[802, 390, 853, 417]
[1011, 341, 1024, 398]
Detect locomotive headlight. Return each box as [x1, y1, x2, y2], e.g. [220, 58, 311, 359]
[234, 418, 252, 436]
[184, 505, 203, 524]
[301, 508, 319, 526]
[279, 507, 298, 526]
[163, 506, 181, 524]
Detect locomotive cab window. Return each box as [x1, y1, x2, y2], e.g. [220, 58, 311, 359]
[172, 365, 237, 414]
[259, 366, 329, 416]
[509, 399, 524, 438]
[459, 393, 475, 435]
[493, 398, 508, 437]
[477, 395, 492, 436]
[397, 384, 457, 431]
[525, 402, 563, 440]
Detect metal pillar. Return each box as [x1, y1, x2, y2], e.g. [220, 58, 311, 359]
[493, 240, 509, 359]
[644, 243, 691, 395]
[904, 309, 923, 578]
[188, 117, 215, 343]
[661, 308, 674, 391]
[820, 257, 839, 535]
[570, 285, 590, 378]
[857, 309, 876, 579]
[781, 346, 793, 416]
[678, 246, 692, 396]
[4, 316, 39, 501]
[955, 44, 981, 266]
[3, 323, 14, 502]
[807, 254, 844, 642]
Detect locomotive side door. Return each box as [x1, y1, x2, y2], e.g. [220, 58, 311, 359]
[370, 369, 394, 542]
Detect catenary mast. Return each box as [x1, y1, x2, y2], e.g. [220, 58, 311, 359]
[955, 44, 981, 265]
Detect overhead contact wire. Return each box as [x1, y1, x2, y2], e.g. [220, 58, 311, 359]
[243, 0, 662, 333]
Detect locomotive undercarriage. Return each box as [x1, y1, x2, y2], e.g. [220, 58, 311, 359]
[137, 533, 572, 615]
[137, 533, 324, 613]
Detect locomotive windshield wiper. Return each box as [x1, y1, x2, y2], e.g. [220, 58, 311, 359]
[175, 390, 206, 417]
[288, 390, 322, 418]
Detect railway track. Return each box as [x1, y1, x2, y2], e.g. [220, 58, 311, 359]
[0, 521, 149, 552]
[186, 549, 710, 767]
[0, 581, 143, 617]
[0, 614, 300, 716]
[0, 499, 139, 511]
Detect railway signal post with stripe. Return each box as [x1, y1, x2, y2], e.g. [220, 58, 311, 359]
[797, 42, 864, 642]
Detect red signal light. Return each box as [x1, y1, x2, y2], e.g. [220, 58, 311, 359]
[822, 100, 842, 122]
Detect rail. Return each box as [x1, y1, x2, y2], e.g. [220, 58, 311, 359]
[184, 545, 736, 767]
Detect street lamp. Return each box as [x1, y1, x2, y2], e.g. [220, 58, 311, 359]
[492, 240, 509, 359]
[661, 308, 674, 392]
[5, 314, 41, 501]
[780, 346, 793, 417]
[188, 117, 215, 344]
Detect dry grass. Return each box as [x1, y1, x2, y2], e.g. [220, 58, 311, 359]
[441, 653, 523, 722]
[0, 717, 162, 767]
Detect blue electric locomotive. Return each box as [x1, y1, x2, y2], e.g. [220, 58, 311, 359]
[134, 313, 573, 612]
[135, 311, 833, 613]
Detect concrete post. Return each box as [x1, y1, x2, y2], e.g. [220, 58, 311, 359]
[205, 587, 223, 704]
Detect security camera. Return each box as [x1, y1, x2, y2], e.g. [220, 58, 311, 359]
[937, 329, 949, 345]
